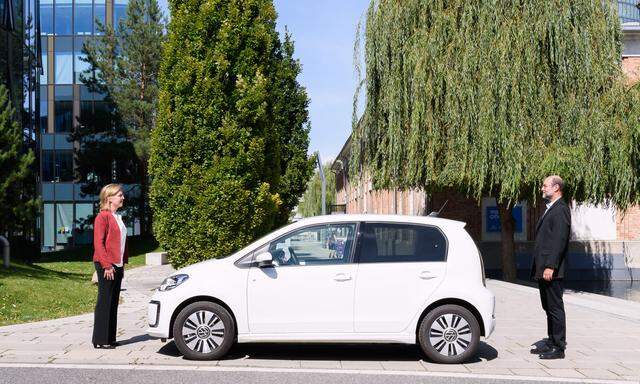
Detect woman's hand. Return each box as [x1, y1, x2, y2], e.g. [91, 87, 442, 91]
[104, 267, 115, 280]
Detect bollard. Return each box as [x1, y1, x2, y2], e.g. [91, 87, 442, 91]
[0, 236, 9, 268]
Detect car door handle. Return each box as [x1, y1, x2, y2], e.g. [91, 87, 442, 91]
[419, 271, 437, 280]
[333, 273, 352, 282]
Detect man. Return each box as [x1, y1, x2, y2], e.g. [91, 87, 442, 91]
[530, 175, 570, 359]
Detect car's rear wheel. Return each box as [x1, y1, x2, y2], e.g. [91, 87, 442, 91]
[173, 301, 235, 360]
[418, 304, 480, 364]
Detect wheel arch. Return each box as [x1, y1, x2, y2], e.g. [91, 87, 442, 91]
[415, 298, 486, 342]
[169, 295, 238, 339]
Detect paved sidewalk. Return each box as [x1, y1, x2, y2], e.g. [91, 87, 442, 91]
[1, 264, 639, 382]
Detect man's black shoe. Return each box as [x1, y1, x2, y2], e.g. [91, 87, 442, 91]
[539, 347, 565, 359]
[530, 344, 553, 354]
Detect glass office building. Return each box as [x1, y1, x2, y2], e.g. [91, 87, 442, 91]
[38, 0, 138, 251]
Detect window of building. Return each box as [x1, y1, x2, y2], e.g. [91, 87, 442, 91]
[54, 85, 73, 132]
[42, 150, 55, 181]
[74, 0, 92, 35]
[93, 100, 112, 131]
[55, 37, 73, 84]
[358, 223, 447, 263]
[114, 0, 127, 27]
[56, 203, 74, 245]
[74, 203, 94, 244]
[74, 36, 90, 83]
[54, 0, 73, 36]
[79, 99, 93, 130]
[40, 86, 48, 133]
[54, 0, 72, 35]
[40, 37, 48, 84]
[94, 0, 105, 34]
[40, 0, 54, 35]
[43, 203, 55, 248]
[55, 150, 74, 181]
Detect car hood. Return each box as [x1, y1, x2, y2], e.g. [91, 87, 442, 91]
[171, 257, 228, 278]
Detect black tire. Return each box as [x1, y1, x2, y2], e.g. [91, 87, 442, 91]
[173, 301, 236, 360]
[418, 304, 480, 364]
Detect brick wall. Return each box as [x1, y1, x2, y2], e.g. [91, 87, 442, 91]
[617, 206, 640, 240]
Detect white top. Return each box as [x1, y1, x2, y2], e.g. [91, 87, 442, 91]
[112, 213, 127, 267]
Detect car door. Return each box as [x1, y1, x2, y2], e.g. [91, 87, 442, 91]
[354, 222, 447, 333]
[247, 222, 358, 334]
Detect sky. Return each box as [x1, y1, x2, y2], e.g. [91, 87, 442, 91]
[156, 0, 370, 162]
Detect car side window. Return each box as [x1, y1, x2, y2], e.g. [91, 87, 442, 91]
[268, 223, 357, 266]
[358, 223, 446, 263]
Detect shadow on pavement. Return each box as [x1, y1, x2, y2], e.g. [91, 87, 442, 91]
[118, 334, 154, 346]
[156, 340, 498, 363]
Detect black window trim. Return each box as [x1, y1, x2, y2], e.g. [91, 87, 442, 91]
[354, 221, 449, 264]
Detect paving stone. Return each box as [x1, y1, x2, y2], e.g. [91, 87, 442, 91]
[422, 361, 470, 373]
[543, 369, 586, 378]
[380, 361, 425, 371]
[509, 368, 551, 377]
[300, 360, 342, 369]
[339, 361, 384, 370]
[466, 368, 512, 376]
[245, 359, 302, 369]
[575, 368, 622, 379]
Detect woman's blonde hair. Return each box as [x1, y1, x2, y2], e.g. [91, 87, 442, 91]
[99, 183, 123, 211]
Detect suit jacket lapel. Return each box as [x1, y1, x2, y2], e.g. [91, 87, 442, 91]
[536, 199, 563, 232]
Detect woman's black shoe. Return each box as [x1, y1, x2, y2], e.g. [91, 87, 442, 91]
[93, 343, 116, 349]
[109, 342, 120, 347]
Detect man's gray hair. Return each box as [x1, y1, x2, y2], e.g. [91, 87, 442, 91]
[548, 175, 564, 192]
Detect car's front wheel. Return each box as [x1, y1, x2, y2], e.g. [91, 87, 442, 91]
[418, 304, 480, 364]
[173, 301, 235, 360]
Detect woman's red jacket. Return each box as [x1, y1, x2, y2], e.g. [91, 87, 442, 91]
[93, 210, 129, 269]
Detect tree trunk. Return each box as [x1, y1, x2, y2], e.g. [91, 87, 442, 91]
[496, 201, 518, 282]
[139, 158, 149, 236]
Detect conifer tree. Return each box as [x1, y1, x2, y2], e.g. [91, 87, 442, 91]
[150, 0, 313, 268]
[0, 84, 38, 236]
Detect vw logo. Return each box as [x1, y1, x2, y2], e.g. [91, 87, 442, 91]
[444, 328, 458, 342]
[196, 326, 211, 339]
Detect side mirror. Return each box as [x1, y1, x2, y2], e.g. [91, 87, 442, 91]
[255, 252, 274, 268]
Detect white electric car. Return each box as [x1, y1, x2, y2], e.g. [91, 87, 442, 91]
[147, 215, 495, 363]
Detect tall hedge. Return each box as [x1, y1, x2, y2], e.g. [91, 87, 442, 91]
[150, 0, 313, 268]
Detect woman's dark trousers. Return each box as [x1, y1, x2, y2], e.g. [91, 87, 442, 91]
[92, 262, 123, 345]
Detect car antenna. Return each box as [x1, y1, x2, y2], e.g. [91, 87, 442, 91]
[428, 200, 448, 217]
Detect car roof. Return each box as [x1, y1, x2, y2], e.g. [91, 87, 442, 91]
[292, 214, 466, 229]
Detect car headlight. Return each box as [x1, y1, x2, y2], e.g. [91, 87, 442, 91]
[158, 274, 189, 291]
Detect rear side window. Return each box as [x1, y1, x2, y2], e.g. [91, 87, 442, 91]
[358, 223, 447, 263]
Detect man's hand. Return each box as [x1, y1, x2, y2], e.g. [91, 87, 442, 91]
[104, 268, 115, 280]
[543, 268, 554, 281]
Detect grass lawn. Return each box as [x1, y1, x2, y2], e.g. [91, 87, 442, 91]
[0, 236, 161, 326]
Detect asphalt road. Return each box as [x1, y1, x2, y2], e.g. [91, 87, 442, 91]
[0, 366, 631, 384]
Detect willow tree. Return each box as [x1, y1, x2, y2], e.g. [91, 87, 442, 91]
[352, 0, 640, 280]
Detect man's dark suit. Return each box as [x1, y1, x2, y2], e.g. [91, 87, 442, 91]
[531, 198, 570, 350]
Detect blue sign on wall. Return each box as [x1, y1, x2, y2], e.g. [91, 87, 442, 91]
[486, 206, 523, 233]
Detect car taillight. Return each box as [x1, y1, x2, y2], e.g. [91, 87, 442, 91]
[478, 248, 486, 287]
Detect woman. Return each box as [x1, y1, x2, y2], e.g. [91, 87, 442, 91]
[92, 183, 128, 349]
